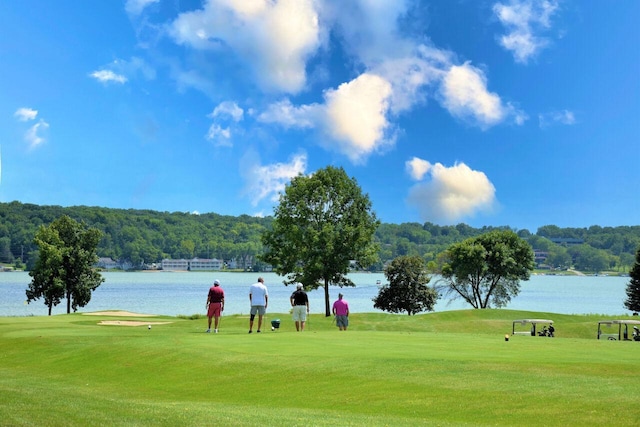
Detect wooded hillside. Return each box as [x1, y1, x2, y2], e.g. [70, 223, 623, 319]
[0, 201, 638, 272]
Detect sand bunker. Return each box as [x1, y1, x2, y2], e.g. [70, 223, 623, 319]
[84, 311, 173, 326]
[98, 320, 172, 327]
[84, 310, 156, 317]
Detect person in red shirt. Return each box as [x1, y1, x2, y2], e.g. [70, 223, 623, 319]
[206, 279, 225, 333]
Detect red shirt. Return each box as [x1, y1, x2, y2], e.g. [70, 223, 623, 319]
[208, 286, 224, 303]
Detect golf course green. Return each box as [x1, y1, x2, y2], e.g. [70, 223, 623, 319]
[1, 309, 638, 426]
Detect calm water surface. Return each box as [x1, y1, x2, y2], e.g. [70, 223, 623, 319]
[0, 271, 631, 317]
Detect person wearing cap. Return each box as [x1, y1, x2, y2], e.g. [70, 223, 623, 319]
[290, 283, 309, 331]
[206, 279, 224, 333]
[332, 293, 349, 331]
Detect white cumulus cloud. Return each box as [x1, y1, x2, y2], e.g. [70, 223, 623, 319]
[167, 0, 521, 161]
[406, 160, 496, 224]
[406, 157, 432, 181]
[258, 73, 394, 164]
[493, 0, 559, 63]
[439, 62, 525, 128]
[170, 0, 321, 94]
[323, 73, 394, 163]
[440, 62, 505, 128]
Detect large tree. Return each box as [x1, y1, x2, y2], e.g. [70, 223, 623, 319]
[624, 246, 640, 313]
[437, 230, 534, 309]
[261, 166, 380, 316]
[27, 215, 104, 315]
[373, 255, 438, 315]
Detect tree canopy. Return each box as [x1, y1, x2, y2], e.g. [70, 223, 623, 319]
[436, 230, 534, 309]
[26, 215, 104, 315]
[260, 166, 380, 316]
[624, 246, 640, 313]
[373, 255, 438, 315]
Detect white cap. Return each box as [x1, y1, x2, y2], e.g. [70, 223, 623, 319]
[296, 283, 303, 289]
[214, 279, 220, 285]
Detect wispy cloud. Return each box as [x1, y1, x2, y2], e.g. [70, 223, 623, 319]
[90, 58, 155, 85]
[14, 107, 49, 149]
[241, 152, 307, 206]
[125, 0, 159, 16]
[90, 69, 128, 84]
[406, 159, 496, 224]
[25, 120, 50, 150]
[539, 109, 576, 128]
[14, 107, 38, 121]
[493, 0, 560, 63]
[258, 99, 319, 129]
[210, 101, 244, 122]
[206, 101, 244, 147]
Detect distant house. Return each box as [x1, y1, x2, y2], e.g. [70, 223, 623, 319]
[534, 250, 548, 262]
[533, 250, 549, 268]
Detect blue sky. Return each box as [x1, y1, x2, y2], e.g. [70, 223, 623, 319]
[1, 0, 638, 232]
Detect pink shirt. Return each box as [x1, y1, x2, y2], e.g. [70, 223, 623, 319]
[332, 299, 349, 316]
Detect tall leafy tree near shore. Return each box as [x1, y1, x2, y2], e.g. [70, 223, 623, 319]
[436, 230, 534, 309]
[261, 166, 380, 316]
[26, 215, 104, 315]
[624, 246, 640, 313]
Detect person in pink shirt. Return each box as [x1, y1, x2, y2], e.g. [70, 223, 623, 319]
[332, 293, 349, 331]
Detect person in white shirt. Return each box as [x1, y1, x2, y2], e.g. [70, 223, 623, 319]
[248, 277, 268, 333]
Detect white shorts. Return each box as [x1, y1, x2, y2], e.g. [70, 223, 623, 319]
[292, 305, 307, 322]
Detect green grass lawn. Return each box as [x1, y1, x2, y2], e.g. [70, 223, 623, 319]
[1, 310, 639, 426]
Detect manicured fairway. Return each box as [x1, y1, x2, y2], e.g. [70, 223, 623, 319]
[1, 310, 639, 426]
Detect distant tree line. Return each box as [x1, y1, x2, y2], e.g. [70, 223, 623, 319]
[0, 201, 638, 273]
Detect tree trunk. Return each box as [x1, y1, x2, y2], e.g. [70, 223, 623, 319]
[48, 303, 52, 316]
[324, 278, 330, 316]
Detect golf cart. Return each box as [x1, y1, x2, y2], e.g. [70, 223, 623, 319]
[597, 319, 640, 341]
[512, 319, 555, 337]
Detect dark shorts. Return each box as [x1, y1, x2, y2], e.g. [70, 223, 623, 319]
[336, 315, 348, 328]
[250, 305, 266, 316]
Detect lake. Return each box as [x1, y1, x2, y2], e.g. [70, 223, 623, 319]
[0, 271, 632, 317]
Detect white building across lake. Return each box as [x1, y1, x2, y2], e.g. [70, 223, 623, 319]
[161, 258, 224, 271]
